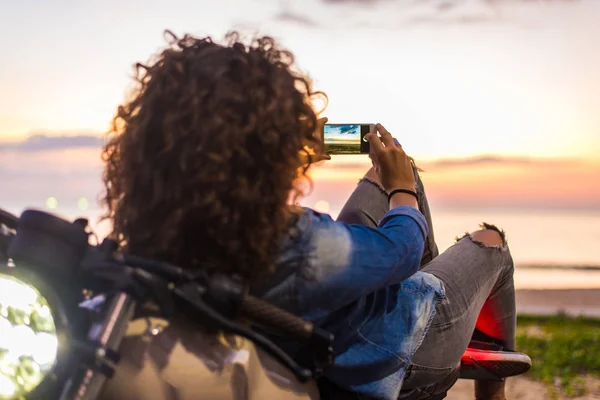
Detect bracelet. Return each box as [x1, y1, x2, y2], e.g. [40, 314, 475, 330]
[387, 188, 418, 203]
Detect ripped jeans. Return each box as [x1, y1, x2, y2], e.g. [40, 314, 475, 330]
[336, 172, 516, 399]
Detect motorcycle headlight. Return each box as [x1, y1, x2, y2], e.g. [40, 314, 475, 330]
[0, 273, 58, 399]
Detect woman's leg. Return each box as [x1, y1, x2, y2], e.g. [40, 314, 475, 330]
[401, 228, 516, 399]
[337, 166, 438, 266]
[337, 168, 518, 399]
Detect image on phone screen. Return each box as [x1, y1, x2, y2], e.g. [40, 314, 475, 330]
[324, 124, 371, 154]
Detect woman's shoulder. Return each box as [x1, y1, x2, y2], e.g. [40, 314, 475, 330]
[284, 207, 337, 240]
[257, 208, 345, 289]
[286, 207, 352, 248]
[280, 207, 354, 280]
[294, 206, 335, 223]
[256, 207, 353, 314]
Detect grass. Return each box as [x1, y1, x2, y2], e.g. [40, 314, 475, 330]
[516, 314, 600, 397]
[325, 143, 361, 154]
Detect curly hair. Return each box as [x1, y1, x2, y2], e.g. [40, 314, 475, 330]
[101, 30, 325, 282]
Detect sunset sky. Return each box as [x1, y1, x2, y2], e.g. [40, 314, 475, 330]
[0, 0, 599, 214]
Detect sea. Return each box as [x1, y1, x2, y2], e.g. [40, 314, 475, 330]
[3, 203, 600, 291]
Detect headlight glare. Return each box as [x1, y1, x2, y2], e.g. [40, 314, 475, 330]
[0, 274, 58, 399]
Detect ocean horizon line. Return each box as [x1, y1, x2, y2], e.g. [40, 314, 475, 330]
[516, 264, 600, 271]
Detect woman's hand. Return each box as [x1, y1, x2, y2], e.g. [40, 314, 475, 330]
[365, 123, 415, 193]
[312, 117, 331, 162]
[300, 117, 331, 164]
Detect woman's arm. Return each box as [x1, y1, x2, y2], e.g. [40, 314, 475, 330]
[295, 207, 427, 313]
[290, 123, 425, 313]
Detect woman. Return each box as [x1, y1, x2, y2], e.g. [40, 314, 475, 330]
[101, 31, 530, 400]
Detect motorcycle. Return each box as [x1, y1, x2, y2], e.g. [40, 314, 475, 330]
[0, 208, 529, 400]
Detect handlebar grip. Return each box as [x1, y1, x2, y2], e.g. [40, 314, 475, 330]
[241, 294, 314, 340]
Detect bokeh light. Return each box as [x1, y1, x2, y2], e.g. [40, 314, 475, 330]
[77, 197, 89, 211]
[314, 200, 330, 214]
[45, 197, 58, 210]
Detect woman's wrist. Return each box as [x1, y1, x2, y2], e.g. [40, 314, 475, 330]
[388, 187, 418, 210]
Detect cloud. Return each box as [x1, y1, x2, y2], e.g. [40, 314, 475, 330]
[436, 1, 459, 12]
[319, 0, 580, 6]
[0, 134, 104, 152]
[407, 14, 500, 25]
[423, 155, 579, 169]
[304, 153, 600, 214]
[274, 0, 582, 30]
[0, 134, 104, 196]
[0, 145, 104, 209]
[483, 0, 580, 4]
[425, 155, 535, 168]
[273, 11, 321, 27]
[314, 0, 581, 26]
[321, 0, 385, 4]
[313, 155, 577, 173]
[2, 148, 598, 214]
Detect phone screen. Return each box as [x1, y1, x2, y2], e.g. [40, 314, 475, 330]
[324, 124, 372, 154]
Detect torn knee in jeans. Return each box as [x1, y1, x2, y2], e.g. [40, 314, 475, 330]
[456, 222, 508, 250]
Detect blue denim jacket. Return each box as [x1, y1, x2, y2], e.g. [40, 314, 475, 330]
[258, 206, 446, 400]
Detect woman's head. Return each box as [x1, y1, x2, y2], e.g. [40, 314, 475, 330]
[102, 31, 325, 281]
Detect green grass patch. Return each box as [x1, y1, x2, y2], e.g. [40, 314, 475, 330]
[516, 314, 600, 397]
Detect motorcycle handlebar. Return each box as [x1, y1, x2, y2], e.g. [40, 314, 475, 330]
[241, 294, 314, 340]
[0, 209, 18, 230]
[204, 273, 317, 342]
[96, 255, 317, 342]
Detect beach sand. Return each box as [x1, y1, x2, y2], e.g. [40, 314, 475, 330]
[516, 288, 600, 318]
[447, 376, 600, 399]
[446, 288, 600, 399]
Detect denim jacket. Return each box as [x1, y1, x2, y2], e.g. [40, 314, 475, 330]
[256, 206, 446, 400]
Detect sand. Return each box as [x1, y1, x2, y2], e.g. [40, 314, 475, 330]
[516, 289, 600, 318]
[445, 288, 600, 399]
[447, 376, 600, 399]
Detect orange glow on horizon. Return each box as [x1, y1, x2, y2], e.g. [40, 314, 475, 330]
[303, 156, 600, 212]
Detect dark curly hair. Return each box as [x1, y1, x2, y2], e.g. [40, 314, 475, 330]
[101, 31, 325, 282]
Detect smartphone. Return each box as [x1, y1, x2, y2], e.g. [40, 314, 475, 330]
[323, 124, 375, 154]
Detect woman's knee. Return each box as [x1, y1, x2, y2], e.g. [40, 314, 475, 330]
[468, 223, 507, 248]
